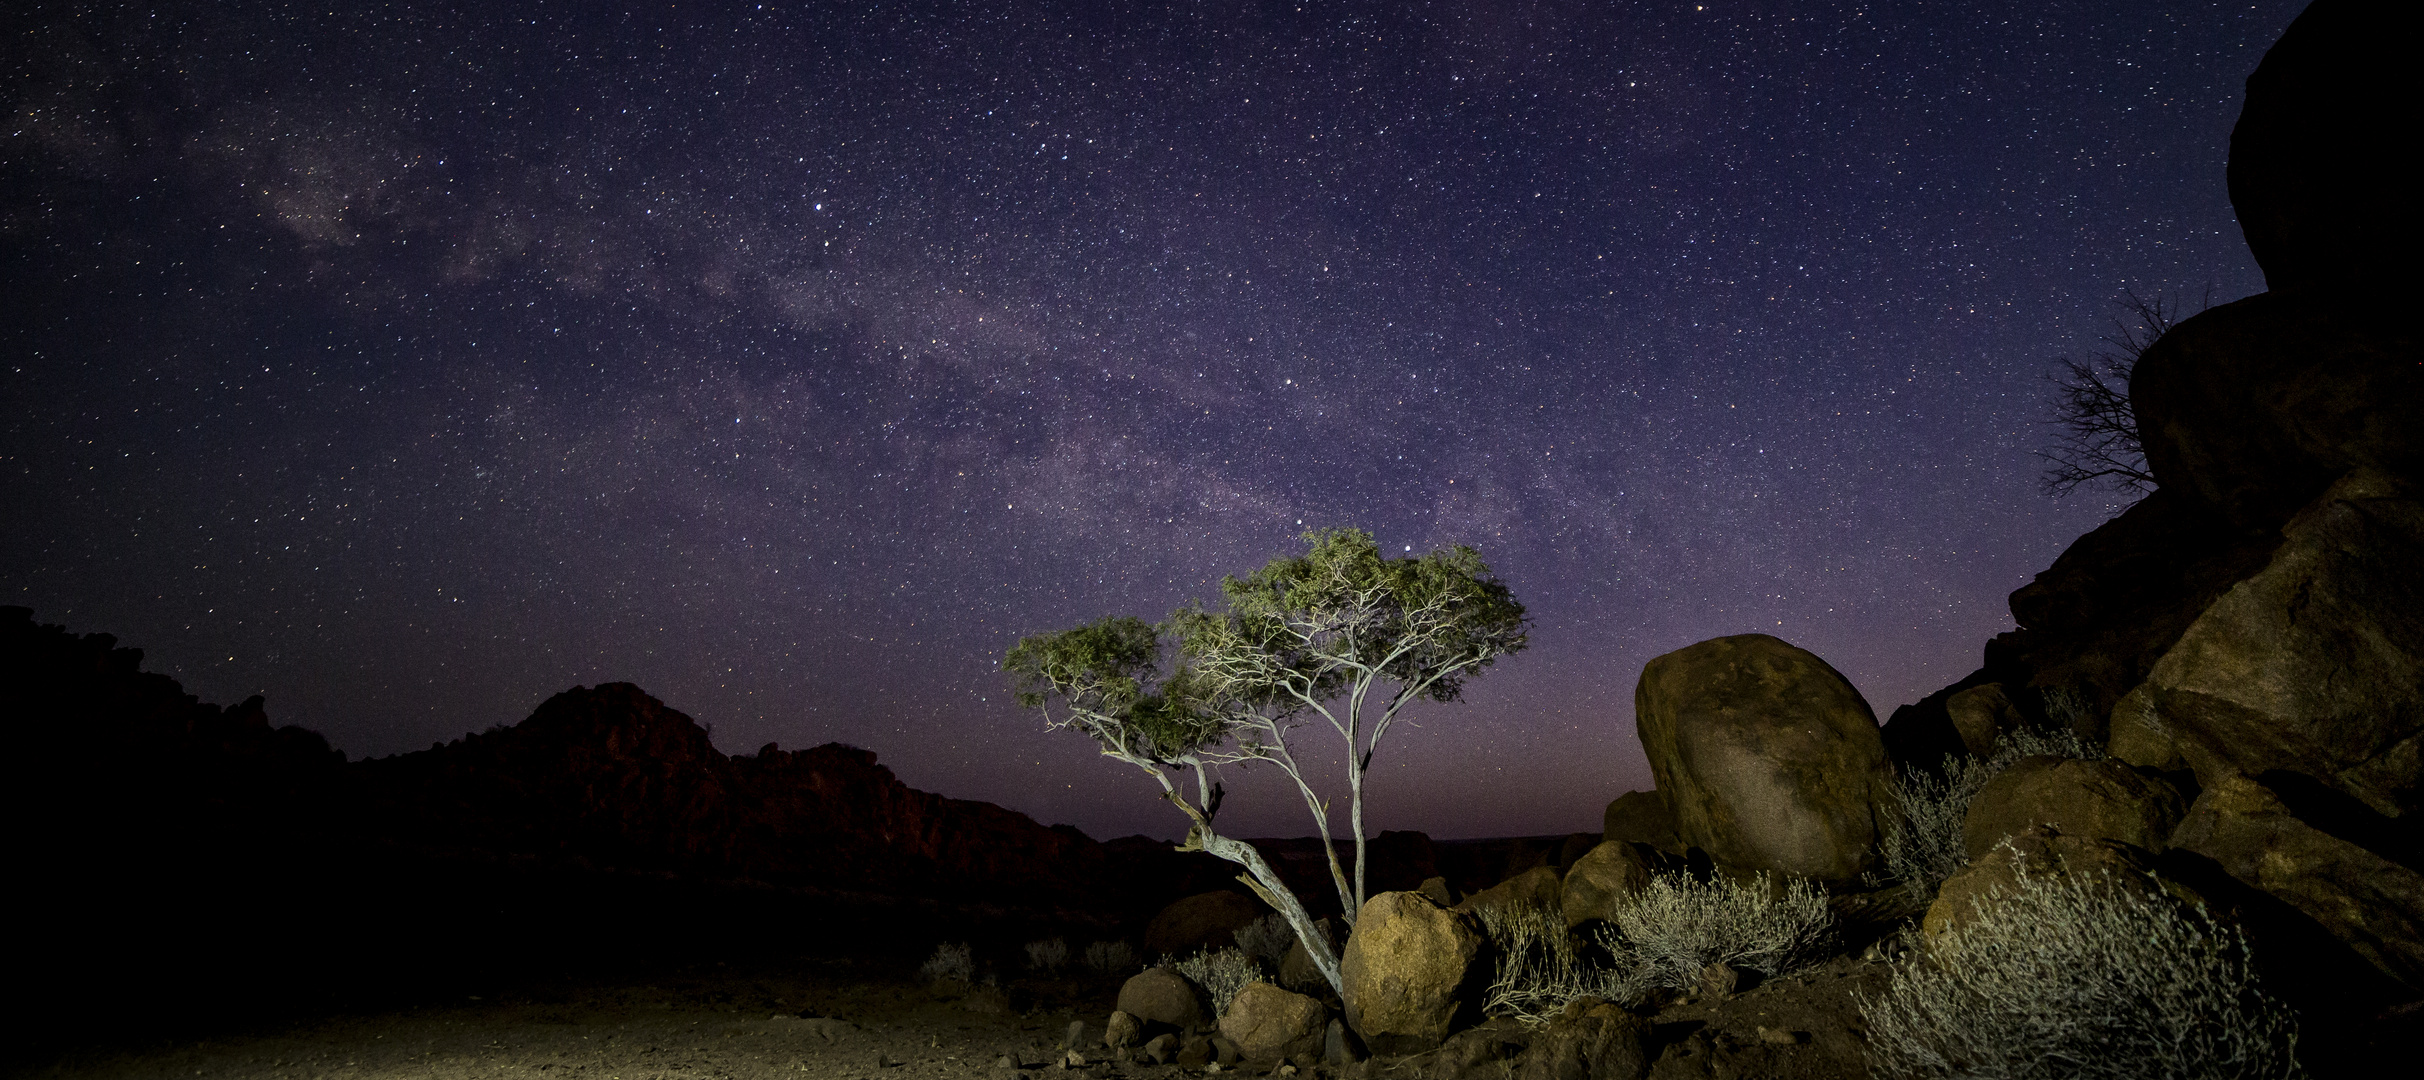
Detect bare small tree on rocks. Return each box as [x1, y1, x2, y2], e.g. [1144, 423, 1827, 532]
[2038, 288, 2209, 498]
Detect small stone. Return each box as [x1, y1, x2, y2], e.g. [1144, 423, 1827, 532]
[996, 1055, 1018, 1068]
[1065, 1021, 1089, 1050]
[1144, 1034, 1179, 1065]
[1105, 1010, 1142, 1050]
[1062, 1050, 1089, 1069]
[1694, 961, 1738, 1000]
[1276, 1065, 1298, 1077]
[1756, 1026, 1804, 1045]
[1206, 1065, 1222, 1075]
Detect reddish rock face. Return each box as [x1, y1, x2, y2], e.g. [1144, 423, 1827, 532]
[359, 682, 1111, 906]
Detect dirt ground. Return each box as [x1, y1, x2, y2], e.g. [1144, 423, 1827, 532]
[16, 958, 1125, 1080]
[15, 942, 1915, 1080]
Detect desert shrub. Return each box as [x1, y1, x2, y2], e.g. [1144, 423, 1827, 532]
[920, 941, 976, 984]
[1025, 936, 1070, 973]
[1476, 903, 1651, 1023]
[1598, 871, 1832, 992]
[1859, 865, 2303, 1080]
[1083, 939, 1137, 975]
[1173, 946, 1266, 1017]
[1876, 718, 2108, 892]
[1233, 913, 1296, 966]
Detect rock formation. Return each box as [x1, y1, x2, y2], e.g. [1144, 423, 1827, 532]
[1339, 890, 1485, 1054]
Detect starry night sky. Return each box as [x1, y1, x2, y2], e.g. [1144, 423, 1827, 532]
[4, 0, 2295, 841]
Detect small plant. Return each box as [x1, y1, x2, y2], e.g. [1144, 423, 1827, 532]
[1475, 903, 1649, 1023]
[1025, 937, 1070, 973]
[1233, 913, 1296, 966]
[1598, 871, 1832, 992]
[1876, 716, 2108, 892]
[1173, 946, 1266, 1017]
[1083, 939, 1137, 975]
[1860, 863, 2303, 1080]
[920, 941, 976, 984]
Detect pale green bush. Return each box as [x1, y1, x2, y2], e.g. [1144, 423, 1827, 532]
[1025, 936, 1070, 973]
[1173, 946, 1266, 1016]
[920, 941, 976, 983]
[1860, 865, 2302, 1080]
[1598, 871, 1832, 991]
[1475, 902, 1651, 1023]
[1083, 939, 1137, 974]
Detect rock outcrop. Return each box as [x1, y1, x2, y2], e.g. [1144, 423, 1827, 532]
[2120, 471, 2424, 819]
[1961, 755, 2186, 859]
[1634, 634, 1893, 881]
[1453, 865, 1561, 917]
[2171, 773, 2424, 988]
[1600, 790, 1682, 855]
[1339, 891, 1486, 1055]
[2226, 0, 2420, 295]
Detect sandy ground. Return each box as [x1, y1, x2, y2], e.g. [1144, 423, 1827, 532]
[18, 961, 1128, 1080]
[16, 937, 1908, 1080]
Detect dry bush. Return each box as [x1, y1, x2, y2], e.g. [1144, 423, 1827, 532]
[1877, 719, 2107, 892]
[1860, 864, 2303, 1080]
[1025, 937, 1070, 973]
[1083, 939, 1137, 974]
[1475, 903, 1651, 1023]
[1173, 946, 1266, 1017]
[919, 941, 976, 984]
[1598, 871, 1832, 991]
[1233, 913, 1296, 966]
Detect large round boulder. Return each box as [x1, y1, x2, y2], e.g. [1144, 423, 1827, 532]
[1634, 634, 1894, 881]
[1218, 981, 1327, 1066]
[2226, 0, 2420, 294]
[1144, 890, 1265, 958]
[1961, 755, 2185, 859]
[1558, 841, 1655, 929]
[1117, 967, 1211, 1034]
[1339, 890, 1486, 1055]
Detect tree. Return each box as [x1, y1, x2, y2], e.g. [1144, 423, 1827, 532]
[2037, 288, 2208, 498]
[1003, 529, 1529, 996]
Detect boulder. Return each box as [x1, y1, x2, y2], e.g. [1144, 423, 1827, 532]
[1514, 1000, 1651, 1080]
[1339, 890, 1486, 1054]
[1879, 669, 1997, 777]
[1943, 684, 2024, 759]
[2133, 294, 2423, 531]
[1278, 917, 1337, 992]
[1921, 826, 2172, 949]
[1144, 890, 1266, 958]
[1424, 1018, 1531, 1080]
[1217, 981, 1326, 1065]
[2104, 683, 2187, 773]
[1634, 634, 1894, 881]
[1454, 865, 1562, 917]
[1558, 841, 1655, 929]
[2127, 471, 2424, 818]
[1103, 1011, 1141, 1050]
[2226, 0, 2421, 294]
[1417, 876, 1456, 907]
[1961, 755, 2186, 859]
[2171, 772, 2424, 988]
[1117, 967, 1211, 1033]
[1600, 790, 1682, 855]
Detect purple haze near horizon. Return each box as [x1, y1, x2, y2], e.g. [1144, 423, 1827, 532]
[3, 1, 2291, 841]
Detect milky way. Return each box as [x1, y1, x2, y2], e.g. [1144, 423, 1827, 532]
[3, 1, 2293, 839]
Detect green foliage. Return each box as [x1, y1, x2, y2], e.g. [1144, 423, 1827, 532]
[1001, 616, 1225, 764]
